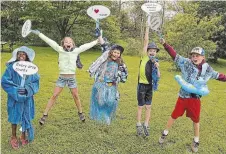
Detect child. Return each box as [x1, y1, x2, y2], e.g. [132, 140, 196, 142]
[136, 23, 160, 137]
[158, 38, 226, 153]
[1, 46, 40, 149]
[89, 29, 128, 125]
[31, 30, 101, 125]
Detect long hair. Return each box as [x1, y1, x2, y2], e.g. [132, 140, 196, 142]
[107, 50, 124, 65]
[61, 37, 75, 47]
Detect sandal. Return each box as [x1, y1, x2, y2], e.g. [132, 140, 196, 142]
[20, 136, 28, 146]
[10, 137, 19, 149]
[39, 114, 48, 125]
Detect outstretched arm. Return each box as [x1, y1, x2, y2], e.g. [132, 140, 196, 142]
[160, 38, 177, 60]
[32, 30, 62, 52]
[217, 73, 226, 81]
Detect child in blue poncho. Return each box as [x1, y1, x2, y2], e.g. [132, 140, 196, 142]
[1, 46, 40, 149]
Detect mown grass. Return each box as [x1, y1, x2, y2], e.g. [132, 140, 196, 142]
[1, 46, 226, 154]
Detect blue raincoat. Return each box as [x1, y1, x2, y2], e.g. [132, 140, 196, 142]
[1, 62, 40, 141]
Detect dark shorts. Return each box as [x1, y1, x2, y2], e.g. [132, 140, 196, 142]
[137, 83, 153, 106]
[171, 97, 201, 123]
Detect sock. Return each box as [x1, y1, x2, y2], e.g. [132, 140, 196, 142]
[136, 122, 141, 126]
[163, 130, 169, 135]
[194, 136, 199, 143]
[144, 122, 149, 127]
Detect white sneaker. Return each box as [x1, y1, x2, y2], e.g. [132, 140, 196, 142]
[191, 139, 199, 153]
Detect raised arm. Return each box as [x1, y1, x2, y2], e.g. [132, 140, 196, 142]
[142, 22, 149, 56]
[160, 38, 177, 60]
[32, 30, 62, 52]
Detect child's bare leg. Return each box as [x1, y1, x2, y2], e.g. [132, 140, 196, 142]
[70, 88, 82, 113]
[137, 106, 143, 124]
[193, 122, 200, 141]
[21, 132, 26, 140]
[166, 116, 176, 130]
[12, 124, 17, 138]
[43, 86, 63, 115]
[144, 105, 151, 126]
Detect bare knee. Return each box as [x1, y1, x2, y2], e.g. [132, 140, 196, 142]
[145, 105, 151, 110]
[51, 93, 60, 100]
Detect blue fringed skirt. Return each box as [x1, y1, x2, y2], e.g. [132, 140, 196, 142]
[90, 81, 118, 125]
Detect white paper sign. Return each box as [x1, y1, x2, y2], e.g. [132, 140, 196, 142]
[87, 5, 110, 21]
[141, 3, 162, 14]
[13, 61, 38, 77]
[22, 20, 32, 38]
[149, 15, 162, 31]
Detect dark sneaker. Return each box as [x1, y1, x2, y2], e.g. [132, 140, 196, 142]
[142, 123, 150, 137]
[159, 132, 168, 144]
[78, 112, 85, 122]
[39, 114, 48, 125]
[191, 140, 199, 153]
[136, 125, 143, 136]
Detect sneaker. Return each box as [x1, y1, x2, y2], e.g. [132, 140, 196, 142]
[191, 140, 199, 153]
[10, 137, 19, 150]
[159, 132, 168, 144]
[39, 114, 48, 125]
[142, 123, 150, 137]
[78, 112, 85, 122]
[136, 125, 143, 136]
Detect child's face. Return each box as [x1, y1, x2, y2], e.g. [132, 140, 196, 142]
[111, 50, 121, 61]
[17, 51, 27, 61]
[147, 48, 157, 57]
[191, 53, 205, 65]
[63, 37, 74, 51]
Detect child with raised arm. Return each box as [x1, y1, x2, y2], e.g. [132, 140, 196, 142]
[89, 29, 128, 125]
[136, 22, 160, 137]
[1, 46, 40, 149]
[158, 38, 226, 153]
[31, 30, 101, 125]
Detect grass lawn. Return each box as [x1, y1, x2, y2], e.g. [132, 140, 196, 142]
[1, 46, 226, 154]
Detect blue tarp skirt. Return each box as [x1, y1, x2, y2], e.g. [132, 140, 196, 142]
[90, 81, 118, 125]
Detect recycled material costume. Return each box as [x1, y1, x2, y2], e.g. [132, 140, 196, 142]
[89, 41, 128, 125]
[1, 46, 40, 141]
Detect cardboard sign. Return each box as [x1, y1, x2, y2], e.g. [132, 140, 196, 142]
[149, 15, 162, 31]
[13, 61, 38, 77]
[141, 2, 162, 14]
[22, 20, 32, 37]
[87, 5, 110, 21]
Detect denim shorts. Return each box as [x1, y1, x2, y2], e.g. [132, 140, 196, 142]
[56, 75, 77, 88]
[137, 83, 153, 106]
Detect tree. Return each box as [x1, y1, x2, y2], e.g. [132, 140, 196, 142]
[163, 1, 220, 58]
[197, 1, 226, 60]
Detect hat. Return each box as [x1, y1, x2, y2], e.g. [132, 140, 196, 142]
[147, 42, 159, 52]
[110, 44, 124, 54]
[190, 47, 205, 56]
[7, 46, 35, 63]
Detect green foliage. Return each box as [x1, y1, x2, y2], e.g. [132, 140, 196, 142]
[164, 3, 219, 58]
[197, 1, 226, 60]
[1, 47, 226, 153]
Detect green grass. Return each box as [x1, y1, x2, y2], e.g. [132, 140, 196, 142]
[1, 46, 226, 154]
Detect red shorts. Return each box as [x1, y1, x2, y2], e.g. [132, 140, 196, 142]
[171, 97, 201, 123]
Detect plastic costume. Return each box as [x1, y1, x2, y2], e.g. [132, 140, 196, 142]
[89, 42, 128, 125]
[1, 46, 40, 141]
